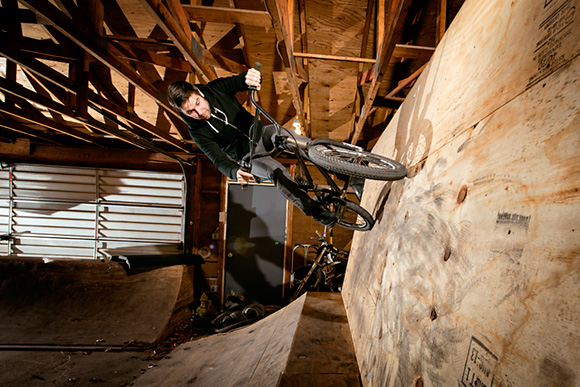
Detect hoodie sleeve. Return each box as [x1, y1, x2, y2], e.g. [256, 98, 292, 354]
[194, 133, 239, 179]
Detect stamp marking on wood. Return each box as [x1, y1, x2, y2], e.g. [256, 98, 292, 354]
[461, 336, 498, 387]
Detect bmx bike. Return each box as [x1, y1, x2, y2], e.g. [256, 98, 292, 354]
[289, 227, 349, 302]
[243, 63, 406, 231]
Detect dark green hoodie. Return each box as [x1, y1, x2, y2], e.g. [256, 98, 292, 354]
[180, 72, 262, 179]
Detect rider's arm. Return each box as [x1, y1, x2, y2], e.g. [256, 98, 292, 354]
[205, 68, 261, 96]
[195, 136, 240, 179]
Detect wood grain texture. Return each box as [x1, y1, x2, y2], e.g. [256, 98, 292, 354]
[134, 294, 307, 386]
[343, 0, 580, 385]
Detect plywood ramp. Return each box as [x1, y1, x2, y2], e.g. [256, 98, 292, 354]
[342, 0, 580, 385]
[0, 260, 192, 346]
[134, 292, 360, 387]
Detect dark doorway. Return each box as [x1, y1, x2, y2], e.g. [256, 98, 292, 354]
[224, 183, 287, 305]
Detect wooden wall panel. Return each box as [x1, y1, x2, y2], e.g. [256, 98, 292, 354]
[343, 0, 580, 385]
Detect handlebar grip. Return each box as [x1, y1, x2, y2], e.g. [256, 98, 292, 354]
[240, 166, 250, 191]
[249, 62, 262, 91]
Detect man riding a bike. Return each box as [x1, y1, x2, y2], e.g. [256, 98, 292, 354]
[167, 68, 339, 226]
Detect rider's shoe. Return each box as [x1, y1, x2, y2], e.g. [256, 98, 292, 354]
[351, 177, 365, 201]
[295, 175, 313, 189]
[311, 207, 339, 227]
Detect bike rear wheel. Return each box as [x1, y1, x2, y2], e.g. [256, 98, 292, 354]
[326, 197, 374, 231]
[307, 138, 406, 181]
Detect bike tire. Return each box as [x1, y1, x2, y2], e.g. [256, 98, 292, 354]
[330, 198, 375, 231]
[307, 138, 406, 181]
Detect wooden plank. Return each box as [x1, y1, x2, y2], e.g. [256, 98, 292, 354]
[392, 44, 435, 60]
[305, 0, 374, 141]
[183, 4, 271, 27]
[279, 293, 361, 385]
[0, 37, 76, 93]
[132, 293, 307, 386]
[350, 0, 412, 144]
[138, 0, 217, 83]
[294, 52, 377, 64]
[0, 141, 188, 172]
[0, 102, 105, 146]
[343, 0, 580, 384]
[18, 0, 185, 124]
[264, 0, 306, 130]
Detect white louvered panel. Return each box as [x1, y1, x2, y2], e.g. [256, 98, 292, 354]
[0, 168, 10, 199]
[12, 224, 96, 237]
[0, 197, 8, 256]
[98, 205, 182, 220]
[2, 164, 185, 260]
[12, 166, 96, 203]
[99, 170, 183, 206]
[98, 229, 181, 242]
[11, 237, 95, 259]
[12, 201, 95, 221]
[99, 219, 182, 233]
[0, 199, 9, 230]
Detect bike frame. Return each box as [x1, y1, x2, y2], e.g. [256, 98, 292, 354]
[247, 89, 355, 213]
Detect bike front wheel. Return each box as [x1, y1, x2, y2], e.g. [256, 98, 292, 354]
[307, 138, 406, 181]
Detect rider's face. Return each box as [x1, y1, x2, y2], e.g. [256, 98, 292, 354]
[181, 92, 210, 120]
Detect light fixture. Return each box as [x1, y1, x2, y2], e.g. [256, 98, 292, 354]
[292, 118, 302, 135]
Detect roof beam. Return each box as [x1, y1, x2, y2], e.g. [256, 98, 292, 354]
[18, 0, 185, 122]
[263, 0, 306, 129]
[183, 5, 271, 27]
[350, 0, 413, 144]
[138, 0, 217, 83]
[0, 35, 76, 93]
[0, 101, 105, 146]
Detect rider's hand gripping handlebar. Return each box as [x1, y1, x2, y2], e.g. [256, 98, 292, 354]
[242, 62, 262, 191]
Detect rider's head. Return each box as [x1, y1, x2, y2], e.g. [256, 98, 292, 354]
[168, 81, 211, 120]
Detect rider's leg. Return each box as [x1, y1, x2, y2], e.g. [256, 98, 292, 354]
[249, 156, 313, 213]
[249, 155, 337, 227]
[251, 125, 338, 226]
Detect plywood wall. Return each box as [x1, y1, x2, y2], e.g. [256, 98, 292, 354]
[342, 0, 580, 385]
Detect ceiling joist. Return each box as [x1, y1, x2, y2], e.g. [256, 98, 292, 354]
[263, 0, 306, 130]
[350, 0, 413, 144]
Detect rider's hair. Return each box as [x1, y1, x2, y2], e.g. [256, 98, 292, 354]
[167, 81, 201, 110]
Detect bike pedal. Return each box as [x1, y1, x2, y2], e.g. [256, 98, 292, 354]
[295, 175, 313, 189]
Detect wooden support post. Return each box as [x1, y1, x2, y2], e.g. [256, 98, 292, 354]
[264, 0, 307, 131]
[436, 0, 447, 44]
[350, 0, 412, 144]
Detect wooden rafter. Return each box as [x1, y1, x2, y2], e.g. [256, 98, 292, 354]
[0, 101, 105, 147]
[350, 0, 413, 144]
[263, 0, 306, 129]
[0, 117, 61, 144]
[138, 0, 217, 83]
[183, 4, 271, 27]
[18, 0, 187, 127]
